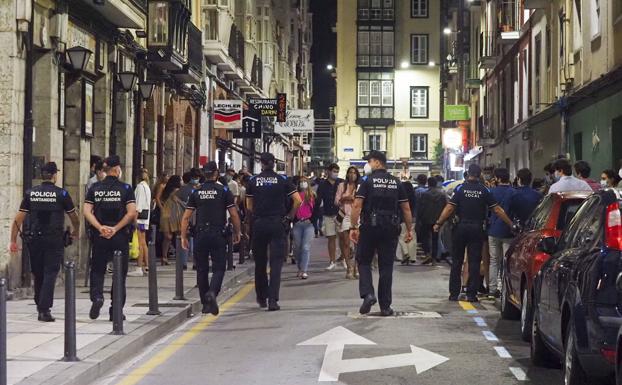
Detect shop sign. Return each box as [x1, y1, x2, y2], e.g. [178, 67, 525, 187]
[214, 100, 242, 130]
[249, 93, 287, 121]
[444, 105, 471, 121]
[274, 109, 314, 134]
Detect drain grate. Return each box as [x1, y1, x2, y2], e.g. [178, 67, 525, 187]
[132, 303, 190, 308]
[347, 311, 442, 319]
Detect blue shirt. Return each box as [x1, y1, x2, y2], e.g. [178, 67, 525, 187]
[488, 185, 515, 238]
[509, 186, 542, 224]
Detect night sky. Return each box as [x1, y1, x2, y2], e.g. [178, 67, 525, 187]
[310, 0, 336, 120]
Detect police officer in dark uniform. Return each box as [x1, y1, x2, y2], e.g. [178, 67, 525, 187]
[350, 151, 413, 316]
[180, 161, 241, 315]
[9, 162, 80, 322]
[433, 164, 514, 302]
[83, 155, 137, 320]
[246, 153, 302, 311]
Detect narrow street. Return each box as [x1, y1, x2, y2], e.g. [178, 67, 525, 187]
[97, 238, 563, 385]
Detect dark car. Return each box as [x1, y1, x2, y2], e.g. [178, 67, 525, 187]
[501, 192, 589, 342]
[531, 188, 622, 384]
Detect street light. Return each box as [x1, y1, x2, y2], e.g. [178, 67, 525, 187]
[428, 61, 436, 67]
[66, 46, 92, 72]
[326, 64, 334, 71]
[443, 27, 452, 35]
[139, 81, 156, 100]
[118, 71, 138, 92]
[400, 61, 409, 69]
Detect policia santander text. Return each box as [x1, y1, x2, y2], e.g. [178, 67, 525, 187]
[180, 161, 241, 316]
[10, 162, 80, 322]
[83, 155, 137, 320]
[246, 152, 302, 311]
[350, 151, 413, 316]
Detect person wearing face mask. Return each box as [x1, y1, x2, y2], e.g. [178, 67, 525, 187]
[547, 158, 592, 194]
[316, 163, 344, 270]
[174, 168, 203, 270]
[335, 166, 360, 279]
[350, 151, 413, 316]
[292, 176, 316, 279]
[226, 168, 240, 206]
[601, 169, 622, 188]
[83, 155, 137, 320]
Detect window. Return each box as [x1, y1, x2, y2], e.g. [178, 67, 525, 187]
[358, 0, 394, 21]
[411, 0, 428, 18]
[381, 81, 393, 106]
[528, 196, 553, 230]
[358, 27, 394, 68]
[535, 33, 542, 111]
[369, 134, 382, 151]
[557, 200, 584, 231]
[364, 127, 386, 151]
[546, 26, 552, 69]
[574, 132, 583, 161]
[558, 196, 601, 250]
[202, 8, 218, 40]
[149, 2, 169, 46]
[573, 0, 582, 51]
[410, 87, 428, 118]
[590, 0, 601, 39]
[410, 34, 428, 64]
[410, 134, 427, 159]
[358, 73, 394, 120]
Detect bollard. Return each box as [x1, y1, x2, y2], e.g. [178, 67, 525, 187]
[238, 231, 246, 265]
[112, 250, 124, 335]
[226, 224, 234, 271]
[63, 261, 79, 362]
[147, 226, 161, 315]
[173, 236, 186, 300]
[0, 278, 7, 385]
[83, 241, 92, 287]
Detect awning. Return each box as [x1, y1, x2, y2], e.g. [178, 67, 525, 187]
[464, 147, 483, 161]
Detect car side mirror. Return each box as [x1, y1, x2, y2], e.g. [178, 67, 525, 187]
[537, 237, 557, 255]
[616, 273, 622, 293]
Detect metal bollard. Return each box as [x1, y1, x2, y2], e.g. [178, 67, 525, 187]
[0, 278, 7, 385]
[226, 224, 234, 271]
[238, 231, 246, 265]
[147, 226, 161, 315]
[63, 261, 79, 361]
[173, 236, 186, 300]
[111, 250, 124, 335]
[83, 240, 92, 287]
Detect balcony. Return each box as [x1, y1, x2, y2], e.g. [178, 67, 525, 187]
[357, 0, 395, 23]
[79, 0, 146, 29]
[499, 0, 521, 44]
[173, 23, 203, 84]
[478, 33, 497, 69]
[147, 0, 192, 71]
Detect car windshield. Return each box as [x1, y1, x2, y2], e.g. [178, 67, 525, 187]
[557, 199, 584, 231]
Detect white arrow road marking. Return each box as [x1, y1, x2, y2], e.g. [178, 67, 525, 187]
[298, 326, 449, 382]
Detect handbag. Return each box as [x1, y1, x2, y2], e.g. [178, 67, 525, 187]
[336, 208, 346, 224]
[138, 210, 149, 220]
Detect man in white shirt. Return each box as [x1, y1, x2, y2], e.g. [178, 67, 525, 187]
[548, 158, 592, 194]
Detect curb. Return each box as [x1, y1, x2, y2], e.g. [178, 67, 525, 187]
[16, 264, 255, 385]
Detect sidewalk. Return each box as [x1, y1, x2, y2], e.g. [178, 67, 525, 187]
[6, 258, 254, 385]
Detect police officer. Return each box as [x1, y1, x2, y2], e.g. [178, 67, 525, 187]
[433, 164, 514, 302]
[83, 155, 137, 320]
[9, 162, 80, 322]
[350, 151, 413, 316]
[246, 153, 302, 311]
[180, 161, 241, 315]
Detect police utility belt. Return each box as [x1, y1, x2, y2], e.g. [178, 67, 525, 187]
[194, 223, 228, 236]
[456, 218, 487, 231]
[363, 210, 400, 228]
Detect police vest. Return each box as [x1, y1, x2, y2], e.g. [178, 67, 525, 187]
[26, 185, 68, 235]
[364, 174, 400, 228]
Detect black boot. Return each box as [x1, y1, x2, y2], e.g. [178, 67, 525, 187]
[38, 311, 55, 322]
[205, 292, 219, 316]
[89, 298, 104, 320]
[359, 294, 377, 315]
[268, 299, 280, 311]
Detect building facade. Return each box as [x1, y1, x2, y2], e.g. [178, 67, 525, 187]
[335, 0, 441, 176]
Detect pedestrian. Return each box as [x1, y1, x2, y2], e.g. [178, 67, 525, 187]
[311, 175, 324, 237]
[601, 169, 622, 188]
[246, 152, 302, 311]
[152, 172, 169, 262]
[433, 164, 514, 302]
[293, 176, 316, 279]
[83, 155, 137, 320]
[86, 157, 105, 193]
[180, 162, 241, 315]
[335, 166, 360, 278]
[416, 177, 447, 265]
[397, 177, 417, 265]
[226, 168, 240, 205]
[574, 161, 601, 192]
[486, 168, 515, 297]
[509, 168, 542, 226]
[350, 150, 413, 316]
[9, 162, 80, 322]
[159, 175, 184, 265]
[316, 163, 344, 270]
[176, 169, 202, 269]
[548, 158, 592, 194]
[129, 168, 151, 277]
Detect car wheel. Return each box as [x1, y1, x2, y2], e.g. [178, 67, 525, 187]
[500, 272, 520, 320]
[520, 288, 533, 342]
[531, 305, 555, 367]
[564, 320, 588, 385]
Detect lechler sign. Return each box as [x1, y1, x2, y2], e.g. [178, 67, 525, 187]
[214, 100, 242, 130]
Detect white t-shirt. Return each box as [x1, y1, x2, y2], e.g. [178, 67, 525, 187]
[548, 176, 592, 194]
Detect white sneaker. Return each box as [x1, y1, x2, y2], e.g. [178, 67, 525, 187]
[127, 267, 144, 277]
[301, 272, 309, 279]
[106, 263, 113, 274]
[326, 262, 336, 271]
[341, 259, 348, 269]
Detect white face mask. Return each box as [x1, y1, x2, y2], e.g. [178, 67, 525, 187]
[118, 169, 123, 180]
[299, 181, 308, 189]
[601, 180, 608, 188]
[331, 171, 340, 180]
[363, 163, 372, 175]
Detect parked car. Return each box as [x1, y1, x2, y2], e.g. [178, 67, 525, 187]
[531, 188, 622, 385]
[500, 192, 589, 342]
[613, 275, 622, 385]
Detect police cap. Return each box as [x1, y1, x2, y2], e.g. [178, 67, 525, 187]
[363, 150, 387, 164]
[467, 163, 482, 177]
[259, 152, 275, 164]
[203, 161, 219, 173]
[103, 155, 121, 168]
[41, 162, 59, 175]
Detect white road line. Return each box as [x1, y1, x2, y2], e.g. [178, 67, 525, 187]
[467, 309, 478, 314]
[494, 346, 512, 358]
[473, 317, 487, 327]
[482, 331, 499, 342]
[509, 367, 528, 381]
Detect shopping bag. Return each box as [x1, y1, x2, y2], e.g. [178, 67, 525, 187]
[129, 230, 139, 260]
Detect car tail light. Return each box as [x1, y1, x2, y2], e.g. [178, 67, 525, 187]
[532, 252, 549, 277]
[600, 347, 616, 364]
[605, 203, 622, 250]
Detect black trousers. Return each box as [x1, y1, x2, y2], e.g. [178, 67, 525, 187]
[90, 232, 129, 310]
[419, 224, 439, 259]
[28, 237, 63, 312]
[449, 223, 485, 298]
[356, 225, 399, 310]
[252, 217, 286, 302]
[195, 229, 227, 303]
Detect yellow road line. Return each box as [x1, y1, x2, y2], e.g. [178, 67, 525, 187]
[459, 301, 476, 311]
[116, 282, 255, 385]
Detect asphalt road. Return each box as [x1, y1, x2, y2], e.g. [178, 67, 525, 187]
[97, 238, 564, 385]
